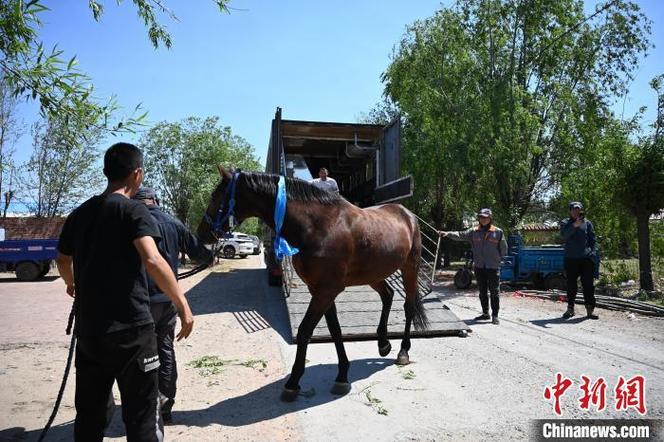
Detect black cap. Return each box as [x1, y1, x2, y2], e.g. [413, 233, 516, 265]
[569, 201, 583, 210]
[133, 187, 157, 200]
[478, 208, 493, 218]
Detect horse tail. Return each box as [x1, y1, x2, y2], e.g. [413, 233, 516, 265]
[409, 215, 429, 331]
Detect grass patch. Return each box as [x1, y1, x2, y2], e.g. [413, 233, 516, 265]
[400, 369, 416, 380]
[363, 388, 388, 416]
[238, 359, 268, 370]
[188, 355, 268, 377]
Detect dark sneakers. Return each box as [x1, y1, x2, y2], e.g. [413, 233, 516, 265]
[474, 313, 499, 324]
[159, 395, 175, 424]
[564, 306, 599, 320]
[586, 306, 599, 320]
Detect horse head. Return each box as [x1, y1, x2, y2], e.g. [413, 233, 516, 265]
[197, 164, 245, 244]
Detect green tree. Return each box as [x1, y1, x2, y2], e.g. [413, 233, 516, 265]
[0, 74, 21, 217]
[614, 76, 664, 291]
[556, 116, 639, 259]
[0, 0, 229, 138]
[139, 116, 261, 229]
[20, 115, 104, 217]
[559, 76, 664, 291]
[382, 0, 651, 232]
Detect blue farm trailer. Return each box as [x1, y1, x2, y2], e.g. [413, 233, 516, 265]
[500, 235, 600, 290]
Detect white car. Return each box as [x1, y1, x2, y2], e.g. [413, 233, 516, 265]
[228, 232, 262, 255]
[217, 235, 254, 259]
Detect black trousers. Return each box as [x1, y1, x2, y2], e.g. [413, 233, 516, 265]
[75, 324, 163, 442]
[564, 257, 596, 309]
[150, 302, 178, 404]
[475, 267, 500, 316]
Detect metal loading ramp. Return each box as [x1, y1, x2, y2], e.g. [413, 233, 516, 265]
[280, 215, 471, 344]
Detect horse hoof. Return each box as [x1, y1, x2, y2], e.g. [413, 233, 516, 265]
[395, 350, 410, 366]
[330, 382, 351, 396]
[378, 342, 392, 357]
[280, 387, 300, 402]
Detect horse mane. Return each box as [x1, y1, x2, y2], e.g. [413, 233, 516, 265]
[240, 172, 342, 205]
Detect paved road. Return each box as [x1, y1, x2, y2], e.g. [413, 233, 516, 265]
[1, 258, 662, 441]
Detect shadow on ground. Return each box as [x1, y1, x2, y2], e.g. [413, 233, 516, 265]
[172, 358, 393, 427]
[0, 420, 73, 442]
[0, 359, 393, 440]
[0, 275, 59, 284]
[529, 315, 589, 328]
[186, 267, 293, 343]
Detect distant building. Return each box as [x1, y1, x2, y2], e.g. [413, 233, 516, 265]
[518, 223, 561, 245]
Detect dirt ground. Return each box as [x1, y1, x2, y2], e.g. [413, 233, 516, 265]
[1, 256, 663, 441]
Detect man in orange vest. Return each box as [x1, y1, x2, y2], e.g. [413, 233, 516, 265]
[439, 208, 508, 324]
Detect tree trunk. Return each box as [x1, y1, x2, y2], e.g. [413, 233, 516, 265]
[636, 212, 654, 291]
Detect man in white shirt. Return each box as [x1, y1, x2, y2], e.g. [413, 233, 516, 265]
[310, 167, 339, 194]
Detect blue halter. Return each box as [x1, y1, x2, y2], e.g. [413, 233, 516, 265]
[205, 172, 240, 237]
[273, 175, 299, 260]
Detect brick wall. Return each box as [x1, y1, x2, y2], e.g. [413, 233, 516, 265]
[0, 217, 66, 240]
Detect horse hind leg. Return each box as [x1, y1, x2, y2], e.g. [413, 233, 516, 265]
[370, 280, 394, 357]
[397, 260, 429, 366]
[325, 302, 352, 396]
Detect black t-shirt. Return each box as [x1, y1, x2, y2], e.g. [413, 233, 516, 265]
[58, 193, 161, 337]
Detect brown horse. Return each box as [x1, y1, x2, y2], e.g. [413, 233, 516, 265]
[197, 166, 428, 401]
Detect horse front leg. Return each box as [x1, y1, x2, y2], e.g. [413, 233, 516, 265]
[281, 288, 339, 402]
[325, 302, 351, 396]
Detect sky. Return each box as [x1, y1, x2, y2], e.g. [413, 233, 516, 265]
[10, 0, 664, 167]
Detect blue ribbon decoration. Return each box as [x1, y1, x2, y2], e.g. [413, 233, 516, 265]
[205, 172, 239, 236]
[273, 175, 299, 260]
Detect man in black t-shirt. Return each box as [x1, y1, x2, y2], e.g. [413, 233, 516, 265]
[56, 143, 194, 442]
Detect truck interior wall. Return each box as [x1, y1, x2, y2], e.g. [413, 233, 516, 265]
[285, 148, 377, 207]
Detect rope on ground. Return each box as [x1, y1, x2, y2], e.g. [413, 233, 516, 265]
[38, 302, 76, 442]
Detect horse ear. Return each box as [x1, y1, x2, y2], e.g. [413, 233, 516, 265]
[217, 164, 232, 180]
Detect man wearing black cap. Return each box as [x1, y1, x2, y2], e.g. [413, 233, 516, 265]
[560, 201, 598, 319]
[133, 187, 213, 423]
[439, 208, 508, 324]
[55, 142, 194, 441]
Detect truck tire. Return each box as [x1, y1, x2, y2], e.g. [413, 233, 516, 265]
[39, 261, 51, 277]
[453, 268, 473, 289]
[222, 245, 236, 259]
[545, 274, 567, 291]
[16, 261, 41, 281]
[532, 272, 546, 290]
